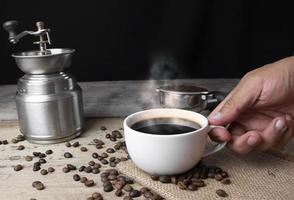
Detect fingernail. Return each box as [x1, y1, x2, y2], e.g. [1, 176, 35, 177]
[275, 119, 286, 131]
[247, 136, 258, 146]
[286, 114, 292, 121]
[208, 112, 222, 120]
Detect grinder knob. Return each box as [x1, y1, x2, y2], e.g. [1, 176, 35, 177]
[2, 20, 19, 44]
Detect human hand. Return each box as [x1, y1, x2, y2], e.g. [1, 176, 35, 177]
[208, 56, 294, 154]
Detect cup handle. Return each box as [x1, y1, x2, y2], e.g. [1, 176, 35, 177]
[202, 125, 227, 157]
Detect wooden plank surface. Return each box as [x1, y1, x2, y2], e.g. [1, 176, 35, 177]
[0, 79, 239, 121]
[0, 118, 149, 200]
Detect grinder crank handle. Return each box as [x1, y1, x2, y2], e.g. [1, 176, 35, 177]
[2, 20, 19, 44]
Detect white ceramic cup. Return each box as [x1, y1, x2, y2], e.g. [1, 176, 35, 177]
[123, 108, 226, 175]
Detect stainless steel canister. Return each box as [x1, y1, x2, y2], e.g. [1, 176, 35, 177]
[16, 72, 83, 144]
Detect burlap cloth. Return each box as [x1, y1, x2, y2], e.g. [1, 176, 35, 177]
[117, 148, 294, 200]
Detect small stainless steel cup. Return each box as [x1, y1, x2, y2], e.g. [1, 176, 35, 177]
[156, 85, 225, 112]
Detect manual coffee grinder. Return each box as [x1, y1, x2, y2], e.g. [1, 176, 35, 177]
[3, 20, 83, 144]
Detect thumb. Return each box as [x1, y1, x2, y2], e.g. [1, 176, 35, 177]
[208, 78, 262, 125]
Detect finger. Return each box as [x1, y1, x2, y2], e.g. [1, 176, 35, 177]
[208, 75, 262, 126]
[274, 115, 294, 148]
[227, 130, 263, 155]
[235, 111, 273, 131]
[258, 116, 288, 150]
[208, 127, 231, 142]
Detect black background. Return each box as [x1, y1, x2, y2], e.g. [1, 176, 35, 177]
[1, 0, 294, 84]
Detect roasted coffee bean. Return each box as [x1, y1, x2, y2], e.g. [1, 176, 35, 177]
[129, 190, 141, 198]
[96, 144, 103, 149]
[121, 157, 128, 161]
[214, 167, 222, 174]
[73, 174, 80, 181]
[114, 181, 125, 190]
[16, 144, 24, 150]
[67, 164, 77, 170]
[115, 158, 121, 163]
[112, 130, 123, 138]
[188, 184, 198, 191]
[92, 168, 100, 174]
[93, 163, 101, 169]
[177, 181, 188, 190]
[108, 169, 119, 175]
[140, 187, 149, 193]
[101, 159, 109, 165]
[97, 156, 103, 161]
[72, 141, 80, 147]
[33, 181, 45, 190]
[80, 147, 88, 152]
[221, 171, 229, 178]
[79, 166, 86, 172]
[150, 175, 159, 181]
[101, 176, 109, 183]
[85, 166, 92, 173]
[215, 174, 223, 181]
[114, 144, 121, 150]
[17, 135, 25, 141]
[106, 148, 115, 153]
[100, 126, 107, 131]
[25, 155, 33, 162]
[109, 157, 116, 162]
[48, 167, 55, 173]
[45, 149, 53, 155]
[208, 172, 215, 178]
[39, 153, 46, 158]
[93, 139, 105, 145]
[80, 177, 87, 183]
[221, 178, 231, 185]
[39, 158, 46, 164]
[63, 167, 70, 173]
[159, 176, 171, 183]
[64, 152, 72, 158]
[2, 140, 8, 145]
[40, 169, 48, 175]
[100, 172, 109, 178]
[91, 153, 98, 159]
[14, 164, 23, 171]
[33, 152, 41, 157]
[216, 189, 228, 197]
[11, 138, 18, 144]
[92, 192, 102, 198]
[108, 174, 117, 181]
[103, 181, 112, 187]
[0, 140, 2, 145]
[123, 197, 133, 200]
[192, 181, 205, 187]
[110, 136, 117, 142]
[101, 152, 108, 158]
[33, 166, 41, 171]
[32, 181, 42, 188]
[103, 184, 114, 192]
[88, 161, 95, 166]
[65, 142, 71, 147]
[115, 189, 123, 197]
[105, 133, 111, 138]
[85, 180, 95, 187]
[123, 184, 133, 192]
[110, 162, 116, 167]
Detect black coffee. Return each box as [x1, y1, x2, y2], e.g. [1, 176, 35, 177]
[131, 118, 201, 135]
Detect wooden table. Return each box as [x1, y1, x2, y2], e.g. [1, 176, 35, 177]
[0, 79, 293, 200]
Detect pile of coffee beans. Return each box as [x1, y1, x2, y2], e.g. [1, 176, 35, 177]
[148, 160, 230, 197]
[98, 169, 163, 199]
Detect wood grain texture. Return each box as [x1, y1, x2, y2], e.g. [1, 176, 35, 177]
[0, 79, 239, 121]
